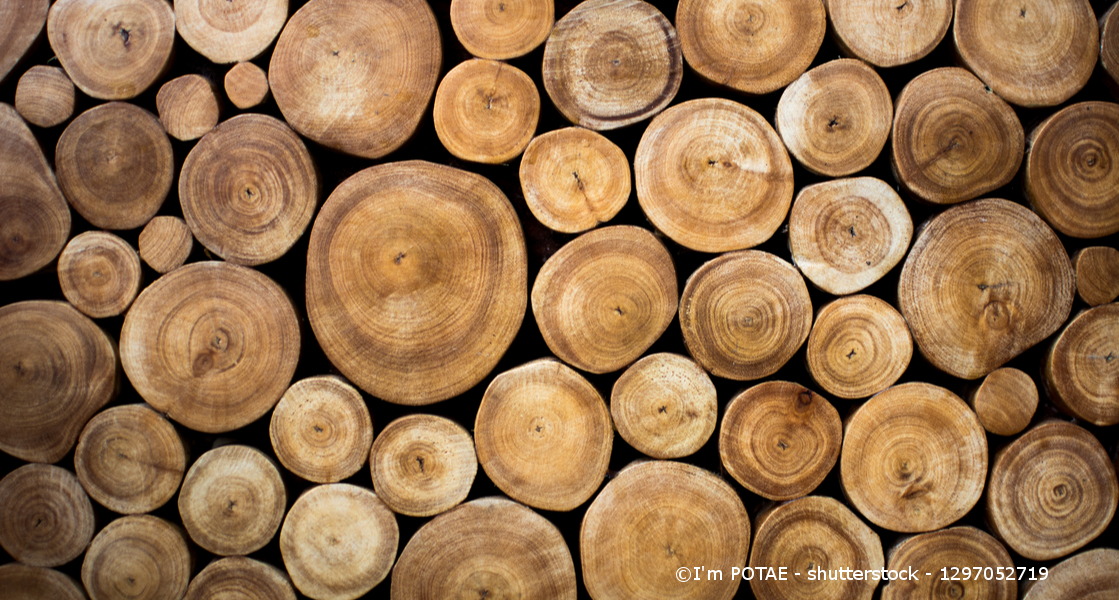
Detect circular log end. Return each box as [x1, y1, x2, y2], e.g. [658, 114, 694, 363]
[476, 359, 612, 511]
[806, 295, 913, 399]
[14, 66, 76, 128]
[138, 215, 193, 274]
[450, 0, 555, 59]
[271, 376, 373, 484]
[1022, 548, 1119, 600]
[1045, 303, 1119, 426]
[0, 464, 95, 568]
[720, 381, 842, 501]
[1073, 246, 1119, 306]
[58, 231, 142, 319]
[175, 0, 288, 64]
[611, 352, 716, 459]
[841, 382, 987, 533]
[225, 62, 271, 109]
[882, 526, 1016, 600]
[0, 563, 86, 600]
[371, 414, 477, 517]
[81, 515, 193, 600]
[827, 0, 953, 67]
[969, 367, 1038, 436]
[156, 74, 221, 141]
[185, 556, 297, 600]
[433, 59, 540, 164]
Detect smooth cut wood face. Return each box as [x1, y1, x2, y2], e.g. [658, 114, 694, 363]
[805, 294, 913, 399]
[1045, 303, 1119, 426]
[175, 0, 288, 64]
[57, 231, 143, 319]
[0, 563, 87, 600]
[450, 0, 554, 59]
[543, 0, 682, 130]
[677, 0, 826, 94]
[968, 367, 1038, 436]
[1022, 548, 1119, 600]
[370, 414, 477, 517]
[636, 97, 793, 253]
[0, 0, 48, 85]
[898, 198, 1074, 380]
[0, 104, 70, 282]
[81, 515, 193, 600]
[841, 383, 987, 533]
[14, 65, 75, 128]
[1073, 246, 1119, 306]
[0, 301, 117, 464]
[306, 161, 526, 405]
[954, 0, 1099, 107]
[611, 352, 717, 459]
[0, 464, 95, 568]
[826, 0, 953, 67]
[269, 0, 441, 158]
[581, 461, 750, 600]
[120, 261, 301, 433]
[271, 376, 373, 484]
[391, 497, 577, 600]
[881, 527, 1016, 600]
[433, 59, 540, 164]
[184, 556, 297, 600]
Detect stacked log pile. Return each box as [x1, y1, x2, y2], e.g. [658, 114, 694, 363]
[1, 0, 1118, 598]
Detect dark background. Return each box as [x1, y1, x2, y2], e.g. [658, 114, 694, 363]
[2, 0, 1118, 597]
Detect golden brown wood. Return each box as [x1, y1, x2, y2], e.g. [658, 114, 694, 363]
[178, 445, 286, 556]
[14, 66, 76, 128]
[806, 295, 913, 400]
[0, 103, 70, 281]
[789, 177, 912, 296]
[825, 0, 952, 67]
[55, 102, 173, 231]
[138, 216, 193, 274]
[57, 231, 142, 319]
[224, 62, 270, 110]
[185, 557, 296, 600]
[635, 98, 793, 252]
[1045, 303, 1119, 426]
[954, 0, 1098, 107]
[74, 404, 187, 515]
[306, 161, 525, 405]
[269, 0, 441, 158]
[175, 0, 288, 64]
[0, 0, 48, 84]
[180, 113, 318, 266]
[898, 198, 1075, 380]
[841, 383, 987, 533]
[1022, 548, 1119, 600]
[433, 59, 540, 164]
[776, 59, 892, 177]
[0, 464, 94, 568]
[720, 381, 841, 501]
[1073, 247, 1119, 306]
[120, 261, 300, 433]
[677, 0, 825, 94]
[531, 225, 676, 374]
[370, 414, 477, 517]
[81, 515, 193, 600]
[391, 497, 576, 600]
[1103, 3, 1119, 89]
[967, 367, 1038, 436]
[581, 461, 750, 600]
[610, 352, 716, 459]
[270, 376, 373, 484]
[47, 0, 175, 100]
[450, 0, 553, 60]
[280, 484, 398, 600]
[680, 250, 812, 381]
[750, 496, 883, 600]
[0, 563, 87, 600]
[542, 0, 681, 130]
[891, 67, 1024, 205]
[986, 420, 1118, 561]
[475, 359, 612, 511]
[881, 527, 1016, 600]
[0, 301, 117, 463]
[156, 74, 221, 141]
[519, 127, 630, 233]
[1024, 101, 1119, 239]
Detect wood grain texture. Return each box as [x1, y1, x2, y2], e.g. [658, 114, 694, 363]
[680, 250, 812, 380]
[55, 102, 173, 230]
[1073, 247, 1119, 306]
[1024, 101, 1119, 239]
[224, 62, 270, 110]
[138, 216, 193, 274]
[881, 527, 1016, 600]
[0, 0, 48, 85]
[371, 414, 477, 517]
[898, 198, 1074, 380]
[841, 382, 987, 533]
[1045, 303, 1119, 426]
[776, 59, 892, 177]
[271, 376, 373, 484]
[610, 352, 716, 459]
[0, 464, 94, 568]
[269, 0, 441, 158]
[581, 461, 750, 600]
[392, 497, 575, 600]
[532, 225, 676, 373]
[1022, 548, 1119, 600]
[156, 74, 220, 141]
[475, 359, 611, 511]
[306, 161, 525, 405]
[719, 381, 841, 501]
[57, 231, 142, 319]
[0, 563, 87, 600]
[81, 515, 193, 600]
[0, 301, 117, 463]
[450, 0, 554, 59]
[184, 557, 297, 600]
[14, 66, 75, 128]
[542, 0, 681, 130]
[806, 295, 912, 399]
[954, 0, 1098, 107]
[677, 0, 825, 94]
[986, 420, 1118, 561]
[967, 367, 1038, 436]
[635, 98, 793, 252]
[433, 59, 539, 164]
[175, 0, 288, 64]
[826, 0, 952, 67]
[121, 261, 300, 433]
[0, 103, 70, 281]
[47, 0, 175, 100]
